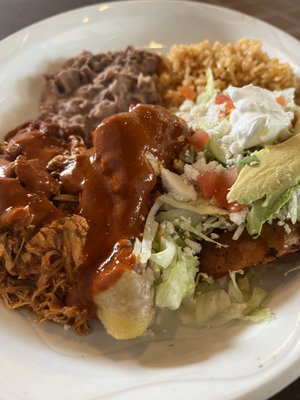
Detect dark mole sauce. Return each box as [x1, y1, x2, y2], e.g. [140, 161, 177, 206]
[0, 128, 66, 230]
[66, 104, 190, 317]
[8, 129, 68, 167]
[0, 105, 190, 318]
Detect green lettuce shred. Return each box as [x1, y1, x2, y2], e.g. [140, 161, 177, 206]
[151, 224, 199, 310]
[237, 153, 260, 171]
[177, 269, 274, 327]
[196, 68, 219, 104]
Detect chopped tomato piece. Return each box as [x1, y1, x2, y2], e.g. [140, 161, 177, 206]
[213, 180, 228, 208]
[215, 94, 235, 112]
[189, 129, 209, 150]
[197, 167, 244, 211]
[213, 168, 238, 209]
[276, 95, 285, 107]
[178, 86, 197, 101]
[222, 167, 238, 187]
[197, 170, 218, 199]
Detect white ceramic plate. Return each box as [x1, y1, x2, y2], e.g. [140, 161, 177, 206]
[0, 1, 300, 399]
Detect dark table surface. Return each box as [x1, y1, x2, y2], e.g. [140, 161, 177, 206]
[0, 1, 299, 399]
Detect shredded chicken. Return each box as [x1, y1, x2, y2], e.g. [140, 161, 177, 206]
[0, 120, 92, 334]
[0, 215, 89, 334]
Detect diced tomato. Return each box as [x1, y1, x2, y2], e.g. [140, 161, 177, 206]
[178, 86, 197, 101]
[215, 94, 235, 112]
[222, 167, 238, 187]
[197, 167, 244, 211]
[213, 168, 238, 209]
[189, 129, 209, 150]
[197, 170, 218, 199]
[276, 95, 285, 107]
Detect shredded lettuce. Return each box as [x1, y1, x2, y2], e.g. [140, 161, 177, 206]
[150, 237, 177, 269]
[172, 216, 225, 246]
[177, 269, 273, 327]
[237, 153, 260, 171]
[151, 222, 199, 310]
[155, 254, 199, 310]
[159, 194, 227, 216]
[142, 188, 274, 328]
[136, 148, 276, 329]
[135, 200, 161, 265]
[196, 69, 219, 104]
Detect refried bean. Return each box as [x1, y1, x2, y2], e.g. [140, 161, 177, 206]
[39, 46, 163, 145]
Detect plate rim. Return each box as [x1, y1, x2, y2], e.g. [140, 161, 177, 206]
[0, 1, 300, 400]
[1, 0, 300, 50]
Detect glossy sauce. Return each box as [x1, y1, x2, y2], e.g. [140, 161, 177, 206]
[66, 104, 190, 315]
[0, 156, 14, 177]
[15, 156, 61, 196]
[0, 178, 62, 229]
[0, 125, 68, 230]
[1, 105, 190, 318]
[59, 153, 92, 195]
[8, 129, 68, 167]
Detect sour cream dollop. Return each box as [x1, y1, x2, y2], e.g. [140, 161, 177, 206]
[225, 85, 295, 155]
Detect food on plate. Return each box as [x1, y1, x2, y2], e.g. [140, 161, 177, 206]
[0, 104, 189, 338]
[199, 131, 300, 277]
[39, 47, 162, 145]
[0, 39, 299, 339]
[200, 223, 300, 278]
[0, 121, 90, 332]
[159, 38, 297, 107]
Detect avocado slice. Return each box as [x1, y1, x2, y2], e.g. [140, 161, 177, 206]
[228, 133, 300, 235]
